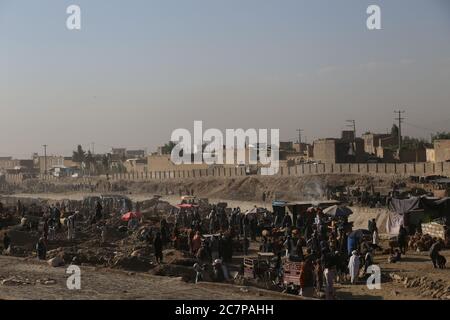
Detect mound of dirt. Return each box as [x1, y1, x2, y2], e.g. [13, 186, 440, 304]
[112, 255, 154, 272]
[150, 264, 195, 282]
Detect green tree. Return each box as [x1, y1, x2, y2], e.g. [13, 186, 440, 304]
[432, 131, 450, 142]
[72, 145, 86, 164]
[161, 141, 177, 154]
[401, 136, 432, 150]
[391, 124, 399, 139]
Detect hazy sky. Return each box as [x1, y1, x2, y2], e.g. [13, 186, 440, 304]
[1, 0, 450, 157]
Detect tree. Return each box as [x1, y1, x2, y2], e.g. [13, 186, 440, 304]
[432, 131, 450, 142]
[401, 136, 432, 150]
[72, 145, 86, 164]
[161, 141, 176, 155]
[391, 124, 399, 139]
[85, 150, 94, 174]
[102, 154, 111, 173]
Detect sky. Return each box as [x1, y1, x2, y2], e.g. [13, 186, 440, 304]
[1, 0, 450, 157]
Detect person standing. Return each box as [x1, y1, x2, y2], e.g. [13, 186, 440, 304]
[36, 237, 47, 260]
[429, 241, 442, 269]
[67, 214, 75, 240]
[3, 232, 11, 252]
[95, 201, 103, 222]
[322, 251, 337, 300]
[348, 250, 360, 284]
[153, 232, 163, 264]
[398, 225, 408, 254]
[43, 219, 49, 242]
[364, 249, 373, 273]
[299, 258, 315, 298]
[191, 231, 202, 255]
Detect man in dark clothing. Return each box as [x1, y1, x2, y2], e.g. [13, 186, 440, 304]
[368, 219, 376, 234]
[36, 237, 47, 260]
[398, 225, 408, 254]
[299, 258, 315, 297]
[153, 232, 163, 264]
[95, 201, 103, 221]
[250, 218, 258, 241]
[3, 232, 11, 251]
[304, 224, 313, 242]
[282, 213, 293, 229]
[429, 241, 442, 269]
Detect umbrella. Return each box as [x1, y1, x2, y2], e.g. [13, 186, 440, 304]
[121, 211, 142, 222]
[349, 229, 370, 239]
[176, 203, 199, 209]
[323, 205, 353, 217]
[245, 208, 257, 219]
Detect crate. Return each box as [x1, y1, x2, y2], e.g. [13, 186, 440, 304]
[283, 261, 301, 286]
[243, 258, 255, 279]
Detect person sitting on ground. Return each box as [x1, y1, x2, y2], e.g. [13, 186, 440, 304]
[212, 259, 225, 282]
[193, 262, 205, 284]
[388, 248, 402, 263]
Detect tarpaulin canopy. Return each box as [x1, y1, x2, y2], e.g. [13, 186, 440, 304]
[121, 211, 142, 221]
[389, 196, 450, 214]
[272, 200, 288, 207]
[388, 197, 421, 214]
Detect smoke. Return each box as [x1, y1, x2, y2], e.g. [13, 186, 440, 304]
[302, 178, 326, 201]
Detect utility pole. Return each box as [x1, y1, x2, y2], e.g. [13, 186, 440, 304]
[91, 142, 95, 155]
[394, 110, 405, 155]
[346, 120, 356, 140]
[296, 129, 303, 144]
[296, 129, 304, 152]
[42, 144, 48, 175]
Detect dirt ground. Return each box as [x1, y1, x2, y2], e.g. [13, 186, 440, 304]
[2, 189, 450, 300]
[0, 255, 303, 300]
[1, 246, 448, 300]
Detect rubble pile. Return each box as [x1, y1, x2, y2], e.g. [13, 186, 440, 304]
[389, 272, 450, 300]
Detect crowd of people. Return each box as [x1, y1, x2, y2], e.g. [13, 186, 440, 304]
[1, 195, 447, 299]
